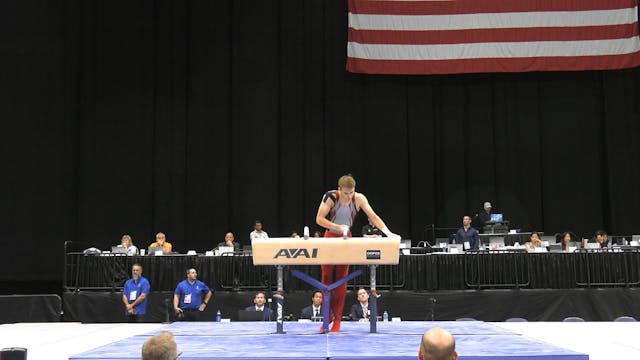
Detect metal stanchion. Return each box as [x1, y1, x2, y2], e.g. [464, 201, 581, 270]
[369, 264, 377, 333]
[275, 265, 285, 334]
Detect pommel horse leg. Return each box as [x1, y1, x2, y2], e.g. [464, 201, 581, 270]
[291, 268, 362, 333]
[369, 264, 377, 333]
[275, 265, 285, 334]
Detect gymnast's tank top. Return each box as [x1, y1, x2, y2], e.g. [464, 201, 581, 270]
[324, 190, 357, 234]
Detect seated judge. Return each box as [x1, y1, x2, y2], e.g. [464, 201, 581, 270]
[349, 288, 371, 322]
[530, 231, 543, 247]
[300, 290, 325, 321]
[454, 216, 479, 249]
[217, 232, 240, 252]
[525, 231, 543, 252]
[591, 230, 612, 248]
[148, 232, 172, 255]
[559, 231, 578, 251]
[121, 234, 138, 255]
[244, 291, 274, 321]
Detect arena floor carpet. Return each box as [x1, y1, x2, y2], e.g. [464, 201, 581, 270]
[68, 321, 588, 360]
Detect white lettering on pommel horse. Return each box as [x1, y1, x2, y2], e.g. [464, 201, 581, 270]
[251, 237, 401, 265]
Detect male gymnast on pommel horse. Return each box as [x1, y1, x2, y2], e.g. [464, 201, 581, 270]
[315, 174, 399, 332]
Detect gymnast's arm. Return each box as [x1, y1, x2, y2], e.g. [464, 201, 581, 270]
[315, 197, 348, 232]
[358, 194, 399, 238]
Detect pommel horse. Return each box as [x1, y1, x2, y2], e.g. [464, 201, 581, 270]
[252, 236, 400, 334]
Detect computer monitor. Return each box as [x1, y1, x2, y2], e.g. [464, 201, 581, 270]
[490, 213, 504, 222]
[237, 310, 266, 321]
[218, 246, 234, 255]
[399, 239, 412, 249]
[447, 243, 464, 253]
[547, 244, 562, 253]
[111, 246, 127, 254]
[148, 246, 163, 255]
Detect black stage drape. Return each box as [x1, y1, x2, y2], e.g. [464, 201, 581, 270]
[64, 252, 640, 292]
[3, 0, 640, 284]
[62, 289, 640, 323]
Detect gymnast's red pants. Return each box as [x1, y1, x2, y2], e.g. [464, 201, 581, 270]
[322, 230, 350, 331]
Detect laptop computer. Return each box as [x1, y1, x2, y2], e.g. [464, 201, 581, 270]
[547, 244, 563, 253]
[218, 246, 234, 255]
[237, 310, 266, 321]
[490, 213, 504, 222]
[111, 246, 127, 254]
[447, 243, 464, 253]
[148, 246, 164, 255]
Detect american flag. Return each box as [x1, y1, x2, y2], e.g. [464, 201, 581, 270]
[347, 0, 640, 74]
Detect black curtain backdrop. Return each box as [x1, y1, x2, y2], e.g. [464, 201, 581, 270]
[62, 289, 640, 323]
[3, 0, 640, 283]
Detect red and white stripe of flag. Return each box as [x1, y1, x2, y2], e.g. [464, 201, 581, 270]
[346, 0, 640, 74]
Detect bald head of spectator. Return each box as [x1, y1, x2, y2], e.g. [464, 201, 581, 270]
[141, 331, 178, 360]
[418, 327, 458, 360]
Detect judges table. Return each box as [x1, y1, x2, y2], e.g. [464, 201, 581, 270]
[64, 249, 640, 292]
[478, 232, 535, 246]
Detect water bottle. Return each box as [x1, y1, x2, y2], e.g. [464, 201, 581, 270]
[622, 237, 628, 246]
[216, 309, 221, 322]
[383, 310, 389, 322]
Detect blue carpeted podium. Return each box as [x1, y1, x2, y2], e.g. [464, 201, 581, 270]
[69, 321, 588, 360]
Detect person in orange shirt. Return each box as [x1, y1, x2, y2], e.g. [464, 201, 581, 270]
[148, 232, 172, 254]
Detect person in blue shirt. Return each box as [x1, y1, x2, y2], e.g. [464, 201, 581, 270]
[122, 263, 151, 322]
[244, 291, 274, 321]
[173, 267, 212, 321]
[454, 216, 480, 250]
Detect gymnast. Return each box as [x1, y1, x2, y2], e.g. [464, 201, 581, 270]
[315, 174, 398, 332]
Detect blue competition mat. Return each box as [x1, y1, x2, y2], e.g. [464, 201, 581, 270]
[70, 321, 588, 360]
[142, 320, 516, 336]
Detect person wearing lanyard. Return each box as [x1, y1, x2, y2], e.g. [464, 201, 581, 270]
[244, 291, 274, 321]
[300, 290, 325, 321]
[349, 288, 371, 321]
[122, 263, 150, 322]
[173, 268, 212, 321]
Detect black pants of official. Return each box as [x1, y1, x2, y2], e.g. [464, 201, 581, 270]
[177, 308, 201, 321]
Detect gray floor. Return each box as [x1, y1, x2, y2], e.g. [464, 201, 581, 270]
[1, 321, 638, 359]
